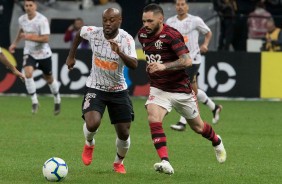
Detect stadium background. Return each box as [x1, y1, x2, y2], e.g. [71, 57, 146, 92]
[0, 0, 282, 99]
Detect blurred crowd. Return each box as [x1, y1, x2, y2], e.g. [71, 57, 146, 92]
[212, 0, 282, 51]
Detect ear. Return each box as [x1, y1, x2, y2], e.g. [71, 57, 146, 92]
[159, 15, 164, 24]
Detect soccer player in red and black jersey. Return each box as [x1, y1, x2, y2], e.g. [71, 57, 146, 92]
[138, 3, 227, 175]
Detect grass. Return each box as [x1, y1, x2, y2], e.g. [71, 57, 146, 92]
[0, 96, 281, 184]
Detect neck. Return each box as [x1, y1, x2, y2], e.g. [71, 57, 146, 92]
[177, 13, 188, 20]
[104, 30, 119, 40]
[155, 24, 164, 36]
[27, 12, 36, 20]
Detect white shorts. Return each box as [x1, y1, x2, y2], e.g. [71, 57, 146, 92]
[145, 87, 199, 119]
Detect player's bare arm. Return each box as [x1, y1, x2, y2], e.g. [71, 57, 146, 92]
[22, 34, 49, 43]
[200, 31, 212, 53]
[0, 53, 25, 81]
[164, 53, 192, 70]
[66, 29, 83, 70]
[147, 53, 191, 73]
[108, 40, 138, 69]
[9, 29, 24, 53]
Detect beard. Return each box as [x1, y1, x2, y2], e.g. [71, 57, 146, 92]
[146, 24, 160, 36]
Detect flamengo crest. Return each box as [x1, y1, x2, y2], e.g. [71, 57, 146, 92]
[155, 40, 163, 49]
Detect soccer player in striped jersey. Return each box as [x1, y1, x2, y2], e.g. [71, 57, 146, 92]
[0, 47, 25, 81]
[167, 0, 222, 131]
[138, 3, 226, 175]
[9, 0, 61, 115]
[66, 8, 138, 174]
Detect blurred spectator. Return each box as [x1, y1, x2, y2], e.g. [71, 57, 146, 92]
[262, 18, 282, 51]
[64, 18, 89, 49]
[214, 0, 237, 51]
[248, 1, 272, 39]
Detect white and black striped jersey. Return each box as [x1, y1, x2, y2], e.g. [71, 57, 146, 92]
[166, 14, 210, 64]
[18, 11, 52, 59]
[80, 26, 137, 92]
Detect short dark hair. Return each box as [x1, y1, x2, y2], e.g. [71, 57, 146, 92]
[175, 0, 188, 3]
[143, 3, 164, 16]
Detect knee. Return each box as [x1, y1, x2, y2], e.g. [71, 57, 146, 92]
[117, 125, 130, 140]
[118, 132, 129, 141]
[85, 118, 100, 132]
[190, 124, 204, 134]
[44, 75, 53, 84]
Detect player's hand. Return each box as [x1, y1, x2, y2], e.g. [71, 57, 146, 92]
[68, 24, 74, 31]
[66, 56, 76, 70]
[9, 44, 16, 53]
[146, 62, 166, 73]
[13, 69, 25, 82]
[200, 44, 208, 53]
[108, 40, 120, 54]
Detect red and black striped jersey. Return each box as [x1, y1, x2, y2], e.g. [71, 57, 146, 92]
[138, 24, 192, 93]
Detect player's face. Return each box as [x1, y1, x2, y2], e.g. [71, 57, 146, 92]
[175, 0, 189, 16]
[142, 11, 163, 36]
[74, 20, 83, 30]
[102, 11, 121, 38]
[24, 1, 37, 16]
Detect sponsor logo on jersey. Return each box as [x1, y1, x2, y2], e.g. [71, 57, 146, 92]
[94, 57, 118, 71]
[159, 34, 166, 38]
[140, 33, 147, 38]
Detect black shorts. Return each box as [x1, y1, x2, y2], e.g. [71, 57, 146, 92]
[23, 55, 52, 75]
[81, 87, 134, 124]
[186, 64, 200, 82]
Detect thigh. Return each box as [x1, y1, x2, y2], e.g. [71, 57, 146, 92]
[23, 55, 36, 75]
[38, 57, 52, 75]
[171, 91, 199, 120]
[107, 90, 134, 124]
[81, 88, 106, 120]
[145, 87, 172, 112]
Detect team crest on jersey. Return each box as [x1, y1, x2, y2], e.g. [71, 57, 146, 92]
[140, 33, 147, 38]
[87, 27, 93, 31]
[159, 34, 166, 38]
[83, 99, 90, 110]
[85, 93, 96, 99]
[148, 95, 155, 101]
[155, 40, 163, 49]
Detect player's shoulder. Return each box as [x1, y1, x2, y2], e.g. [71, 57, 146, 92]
[166, 15, 177, 24]
[35, 12, 48, 20]
[18, 14, 27, 22]
[137, 27, 146, 35]
[163, 24, 182, 38]
[119, 28, 134, 39]
[188, 14, 202, 22]
[81, 26, 101, 33]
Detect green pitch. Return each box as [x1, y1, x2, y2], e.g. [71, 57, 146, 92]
[0, 96, 281, 184]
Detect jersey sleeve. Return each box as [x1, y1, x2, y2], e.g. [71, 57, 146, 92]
[122, 34, 137, 59]
[80, 26, 95, 41]
[195, 16, 210, 35]
[170, 33, 189, 56]
[166, 17, 172, 25]
[40, 17, 50, 35]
